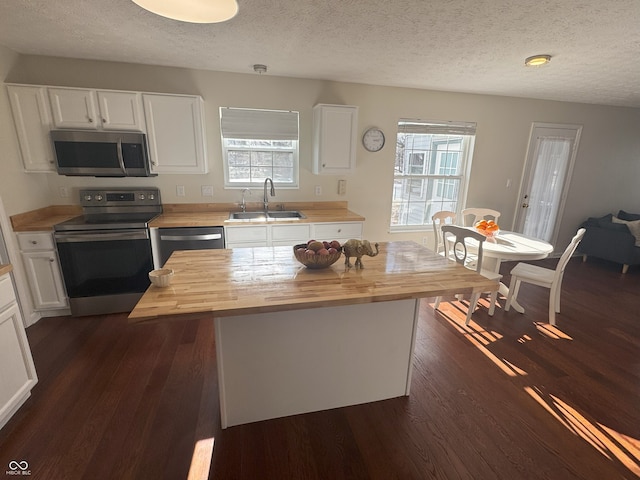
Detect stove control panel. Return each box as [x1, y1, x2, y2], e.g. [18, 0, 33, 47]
[79, 188, 161, 207]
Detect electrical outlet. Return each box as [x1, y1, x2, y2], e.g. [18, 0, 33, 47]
[337, 179, 346, 195]
[422, 236, 429, 246]
[176, 185, 186, 197]
[58, 186, 69, 198]
[315, 185, 322, 196]
[201, 185, 213, 196]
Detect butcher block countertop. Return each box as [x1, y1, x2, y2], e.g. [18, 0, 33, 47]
[150, 201, 364, 228]
[10, 202, 364, 231]
[0, 264, 13, 277]
[128, 241, 498, 323]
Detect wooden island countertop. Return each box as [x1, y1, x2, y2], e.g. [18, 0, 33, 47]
[128, 241, 497, 323]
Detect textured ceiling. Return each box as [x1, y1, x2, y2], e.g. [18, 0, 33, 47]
[1, 0, 640, 107]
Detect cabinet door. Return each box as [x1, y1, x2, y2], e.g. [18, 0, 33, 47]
[225, 225, 269, 248]
[96, 91, 145, 131]
[312, 104, 358, 175]
[271, 224, 311, 246]
[22, 251, 68, 310]
[48, 88, 99, 129]
[0, 302, 38, 430]
[7, 85, 56, 172]
[312, 222, 363, 244]
[143, 94, 208, 174]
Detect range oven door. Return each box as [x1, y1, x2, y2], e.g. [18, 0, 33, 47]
[55, 229, 153, 315]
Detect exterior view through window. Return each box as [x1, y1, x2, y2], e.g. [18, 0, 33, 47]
[220, 107, 299, 188]
[390, 119, 476, 230]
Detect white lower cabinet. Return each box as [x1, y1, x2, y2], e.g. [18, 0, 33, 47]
[225, 222, 362, 248]
[312, 222, 363, 244]
[17, 232, 68, 311]
[0, 271, 38, 430]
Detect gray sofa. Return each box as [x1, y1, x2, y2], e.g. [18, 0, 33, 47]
[578, 210, 640, 273]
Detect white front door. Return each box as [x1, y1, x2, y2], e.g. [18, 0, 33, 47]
[515, 123, 582, 245]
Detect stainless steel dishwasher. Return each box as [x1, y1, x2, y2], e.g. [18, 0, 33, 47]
[158, 226, 225, 266]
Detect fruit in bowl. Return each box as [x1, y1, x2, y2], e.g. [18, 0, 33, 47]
[475, 220, 500, 236]
[294, 239, 342, 269]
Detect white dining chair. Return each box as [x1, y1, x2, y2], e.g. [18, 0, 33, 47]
[505, 228, 586, 325]
[431, 210, 456, 254]
[434, 225, 502, 325]
[461, 208, 501, 227]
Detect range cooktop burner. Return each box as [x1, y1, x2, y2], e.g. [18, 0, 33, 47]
[53, 187, 162, 232]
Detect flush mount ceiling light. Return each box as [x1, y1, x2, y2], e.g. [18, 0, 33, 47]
[525, 54, 552, 67]
[131, 0, 238, 23]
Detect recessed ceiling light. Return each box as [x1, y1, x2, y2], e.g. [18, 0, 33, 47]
[131, 0, 238, 23]
[525, 55, 552, 67]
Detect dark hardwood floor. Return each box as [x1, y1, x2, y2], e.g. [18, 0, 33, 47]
[1, 257, 638, 479]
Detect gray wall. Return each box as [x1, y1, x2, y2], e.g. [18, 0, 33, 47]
[3, 52, 640, 252]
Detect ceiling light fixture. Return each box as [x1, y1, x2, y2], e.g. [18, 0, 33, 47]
[525, 54, 552, 67]
[131, 0, 238, 24]
[253, 64, 267, 74]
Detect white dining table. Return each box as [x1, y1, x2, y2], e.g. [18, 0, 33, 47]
[448, 230, 554, 313]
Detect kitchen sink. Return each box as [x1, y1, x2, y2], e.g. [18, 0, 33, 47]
[266, 211, 306, 219]
[227, 211, 306, 221]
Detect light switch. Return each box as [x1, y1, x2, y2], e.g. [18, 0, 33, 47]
[176, 185, 186, 197]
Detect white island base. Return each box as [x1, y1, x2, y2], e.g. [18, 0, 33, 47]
[215, 299, 419, 428]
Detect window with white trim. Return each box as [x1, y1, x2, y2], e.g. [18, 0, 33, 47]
[390, 119, 476, 231]
[220, 107, 299, 188]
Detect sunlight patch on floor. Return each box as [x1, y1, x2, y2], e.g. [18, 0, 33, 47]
[525, 387, 640, 476]
[188, 437, 215, 480]
[438, 307, 527, 377]
[535, 322, 573, 340]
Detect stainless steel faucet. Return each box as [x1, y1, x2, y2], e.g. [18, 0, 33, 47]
[240, 188, 251, 212]
[263, 178, 275, 212]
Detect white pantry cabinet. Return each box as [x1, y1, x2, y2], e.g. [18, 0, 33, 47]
[17, 232, 68, 311]
[7, 85, 56, 172]
[48, 88, 145, 131]
[312, 104, 359, 175]
[143, 94, 208, 174]
[0, 269, 38, 431]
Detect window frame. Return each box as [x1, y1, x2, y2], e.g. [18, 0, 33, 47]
[390, 119, 475, 232]
[220, 107, 300, 189]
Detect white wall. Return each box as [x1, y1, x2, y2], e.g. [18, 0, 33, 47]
[5, 54, 640, 252]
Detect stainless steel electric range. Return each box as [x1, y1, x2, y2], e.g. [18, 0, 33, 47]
[54, 188, 161, 316]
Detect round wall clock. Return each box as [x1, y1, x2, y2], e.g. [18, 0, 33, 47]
[362, 127, 385, 152]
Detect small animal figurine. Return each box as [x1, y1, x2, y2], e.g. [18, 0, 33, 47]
[342, 239, 380, 269]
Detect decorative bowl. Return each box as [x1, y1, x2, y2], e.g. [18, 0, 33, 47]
[149, 268, 174, 287]
[293, 244, 342, 269]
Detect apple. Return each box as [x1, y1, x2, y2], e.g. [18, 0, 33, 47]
[307, 239, 316, 246]
[317, 248, 330, 255]
[305, 249, 316, 255]
[327, 247, 338, 254]
[323, 241, 331, 249]
[330, 240, 341, 249]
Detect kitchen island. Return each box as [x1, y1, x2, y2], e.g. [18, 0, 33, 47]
[129, 241, 497, 428]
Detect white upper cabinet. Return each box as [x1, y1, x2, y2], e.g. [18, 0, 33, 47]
[48, 88, 145, 131]
[96, 91, 145, 131]
[143, 94, 208, 174]
[312, 104, 358, 175]
[48, 87, 99, 129]
[7, 85, 56, 172]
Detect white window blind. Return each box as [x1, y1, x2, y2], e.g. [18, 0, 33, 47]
[220, 108, 299, 140]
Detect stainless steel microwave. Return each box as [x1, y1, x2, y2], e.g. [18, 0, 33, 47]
[51, 130, 156, 177]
